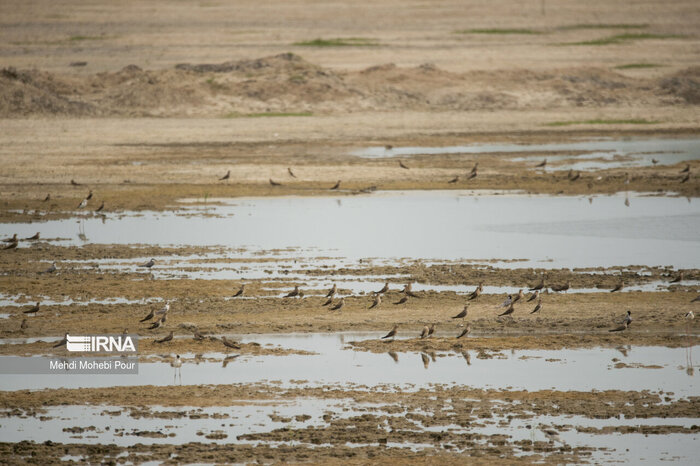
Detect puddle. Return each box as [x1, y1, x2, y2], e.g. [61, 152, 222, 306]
[0, 400, 372, 447]
[0, 192, 698, 268]
[0, 333, 695, 397]
[352, 138, 700, 170]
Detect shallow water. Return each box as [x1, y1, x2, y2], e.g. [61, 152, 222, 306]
[0, 403, 697, 464]
[0, 333, 695, 396]
[1, 192, 698, 269]
[352, 137, 700, 171]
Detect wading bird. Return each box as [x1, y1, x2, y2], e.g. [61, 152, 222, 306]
[382, 325, 398, 341]
[452, 305, 469, 322]
[498, 303, 515, 317]
[330, 298, 345, 311]
[368, 294, 381, 309]
[139, 258, 156, 268]
[23, 302, 40, 315]
[232, 284, 245, 297]
[155, 331, 174, 343]
[222, 336, 240, 350]
[457, 325, 471, 339]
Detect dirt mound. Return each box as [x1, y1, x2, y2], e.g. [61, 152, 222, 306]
[0, 68, 97, 117]
[0, 56, 697, 118]
[659, 66, 700, 104]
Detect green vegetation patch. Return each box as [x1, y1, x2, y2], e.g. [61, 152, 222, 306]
[293, 38, 379, 47]
[223, 112, 313, 118]
[455, 28, 541, 35]
[68, 35, 107, 42]
[614, 63, 662, 69]
[546, 119, 660, 127]
[560, 23, 648, 30]
[561, 33, 684, 46]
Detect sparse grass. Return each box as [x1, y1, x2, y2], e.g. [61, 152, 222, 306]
[560, 33, 684, 46]
[560, 23, 648, 30]
[205, 77, 228, 91]
[68, 35, 106, 42]
[223, 112, 313, 118]
[546, 119, 660, 127]
[614, 63, 662, 69]
[293, 38, 379, 47]
[455, 28, 541, 35]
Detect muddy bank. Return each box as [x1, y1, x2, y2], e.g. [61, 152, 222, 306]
[349, 334, 699, 353]
[1, 160, 698, 223]
[3, 383, 696, 418]
[0, 440, 578, 465]
[1, 286, 698, 344]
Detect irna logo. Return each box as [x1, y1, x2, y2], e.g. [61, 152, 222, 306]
[66, 334, 138, 353]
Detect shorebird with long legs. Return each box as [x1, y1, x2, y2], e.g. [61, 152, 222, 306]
[368, 293, 381, 309]
[511, 289, 524, 305]
[42, 262, 57, 274]
[23, 302, 40, 316]
[498, 295, 513, 308]
[420, 325, 430, 339]
[155, 331, 174, 343]
[284, 286, 301, 298]
[457, 325, 471, 339]
[498, 303, 515, 318]
[139, 307, 155, 323]
[330, 298, 345, 311]
[232, 284, 245, 298]
[468, 283, 482, 301]
[53, 333, 68, 348]
[402, 283, 420, 298]
[393, 295, 408, 305]
[609, 310, 632, 332]
[139, 258, 156, 269]
[452, 305, 468, 323]
[530, 275, 545, 291]
[222, 336, 241, 350]
[527, 290, 540, 302]
[382, 325, 398, 341]
[610, 280, 624, 293]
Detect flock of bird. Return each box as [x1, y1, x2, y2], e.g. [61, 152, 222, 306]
[217, 154, 692, 192]
[8, 235, 698, 344]
[3, 161, 697, 353]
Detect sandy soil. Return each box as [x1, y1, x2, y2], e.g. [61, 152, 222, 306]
[2, 1, 699, 463]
